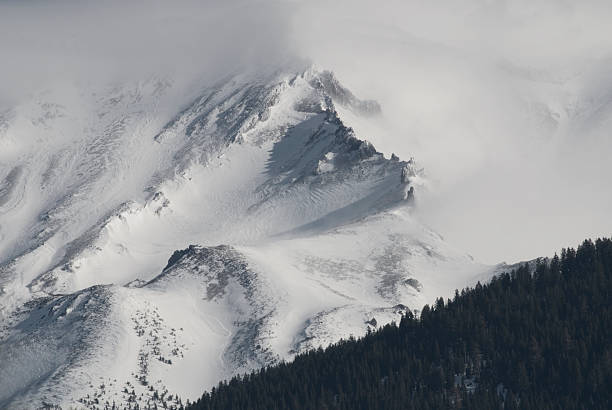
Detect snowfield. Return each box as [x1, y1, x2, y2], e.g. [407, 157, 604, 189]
[0, 67, 492, 409]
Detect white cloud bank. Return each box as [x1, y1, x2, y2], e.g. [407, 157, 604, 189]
[292, 0, 612, 263]
[1, 0, 611, 263]
[0, 0, 296, 105]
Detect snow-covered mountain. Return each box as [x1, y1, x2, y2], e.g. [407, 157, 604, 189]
[0, 67, 491, 409]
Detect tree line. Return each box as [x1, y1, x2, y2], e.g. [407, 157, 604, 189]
[186, 238, 612, 409]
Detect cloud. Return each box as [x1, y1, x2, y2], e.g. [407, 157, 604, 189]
[1, 0, 611, 263]
[0, 0, 296, 105]
[290, 0, 612, 263]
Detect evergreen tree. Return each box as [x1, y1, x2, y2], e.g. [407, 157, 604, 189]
[187, 238, 612, 410]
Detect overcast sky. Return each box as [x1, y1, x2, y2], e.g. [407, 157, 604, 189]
[291, 0, 612, 263]
[1, 0, 611, 264]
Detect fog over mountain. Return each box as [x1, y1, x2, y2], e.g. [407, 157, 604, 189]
[292, 0, 612, 263]
[3, 0, 611, 263]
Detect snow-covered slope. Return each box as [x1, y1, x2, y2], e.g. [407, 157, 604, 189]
[0, 67, 491, 409]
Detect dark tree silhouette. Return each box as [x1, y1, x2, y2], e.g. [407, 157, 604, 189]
[186, 238, 612, 410]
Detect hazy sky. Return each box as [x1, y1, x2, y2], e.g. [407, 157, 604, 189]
[1, 0, 611, 264]
[291, 1, 612, 263]
[0, 0, 296, 104]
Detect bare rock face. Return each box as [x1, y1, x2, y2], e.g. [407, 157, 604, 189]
[309, 70, 382, 116]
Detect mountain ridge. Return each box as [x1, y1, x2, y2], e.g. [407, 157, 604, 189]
[0, 67, 492, 409]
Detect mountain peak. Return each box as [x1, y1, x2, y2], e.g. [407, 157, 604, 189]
[0, 68, 487, 409]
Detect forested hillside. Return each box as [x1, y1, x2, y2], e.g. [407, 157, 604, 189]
[187, 238, 612, 410]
